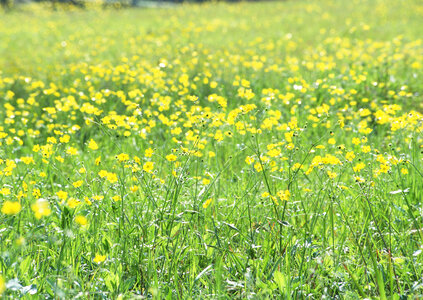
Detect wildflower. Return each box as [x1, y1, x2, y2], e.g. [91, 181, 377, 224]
[112, 195, 122, 202]
[166, 154, 177, 162]
[352, 137, 361, 145]
[93, 254, 106, 264]
[31, 199, 51, 219]
[0, 276, 5, 295]
[277, 190, 290, 201]
[75, 215, 88, 226]
[291, 163, 303, 171]
[401, 168, 408, 175]
[98, 170, 108, 178]
[0, 188, 11, 196]
[254, 162, 263, 172]
[32, 188, 41, 199]
[88, 139, 99, 150]
[107, 172, 118, 184]
[56, 190, 68, 201]
[92, 195, 104, 201]
[245, 156, 255, 165]
[66, 147, 78, 156]
[345, 151, 355, 162]
[354, 176, 365, 183]
[1, 201, 21, 215]
[353, 162, 365, 173]
[143, 162, 154, 173]
[130, 185, 139, 193]
[327, 170, 338, 179]
[117, 153, 129, 162]
[67, 198, 81, 208]
[203, 198, 213, 208]
[60, 135, 70, 143]
[145, 148, 154, 157]
[380, 164, 390, 173]
[73, 180, 84, 188]
[21, 156, 35, 165]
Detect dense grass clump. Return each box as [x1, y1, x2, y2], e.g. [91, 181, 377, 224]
[1, 0, 423, 298]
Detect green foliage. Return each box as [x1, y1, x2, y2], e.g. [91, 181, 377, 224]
[0, 0, 423, 298]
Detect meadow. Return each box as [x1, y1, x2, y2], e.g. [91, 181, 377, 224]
[1, 0, 423, 298]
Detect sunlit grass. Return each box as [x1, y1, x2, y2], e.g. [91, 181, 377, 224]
[0, 0, 423, 298]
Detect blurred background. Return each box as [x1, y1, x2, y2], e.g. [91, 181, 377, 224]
[1, 0, 258, 10]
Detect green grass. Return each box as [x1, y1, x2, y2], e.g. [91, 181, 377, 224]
[0, 0, 423, 298]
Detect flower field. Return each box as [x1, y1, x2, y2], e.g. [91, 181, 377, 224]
[1, 0, 423, 298]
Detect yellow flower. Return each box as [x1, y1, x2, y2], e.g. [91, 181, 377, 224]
[277, 190, 290, 201]
[31, 199, 51, 219]
[0, 188, 11, 196]
[143, 162, 154, 173]
[1, 201, 21, 215]
[352, 137, 361, 145]
[254, 162, 263, 172]
[401, 168, 408, 175]
[60, 135, 70, 143]
[130, 185, 139, 193]
[93, 254, 106, 264]
[66, 147, 78, 156]
[56, 190, 68, 201]
[67, 198, 81, 209]
[95, 156, 101, 166]
[353, 162, 365, 173]
[32, 188, 41, 199]
[75, 215, 88, 226]
[245, 156, 255, 165]
[98, 170, 108, 178]
[112, 195, 122, 202]
[361, 146, 372, 153]
[354, 176, 365, 183]
[21, 156, 35, 165]
[88, 139, 99, 150]
[117, 153, 129, 162]
[145, 148, 154, 158]
[84, 197, 92, 206]
[327, 170, 337, 179]
[380, 164, 390, 173]
[166, 154, 177, 162]
[202, 198, 213, 208]
[0, 275, 5, 295]
[107, 172, 118, 184]
[73, 180, 83, 188]
[345, 151, 355, 162]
